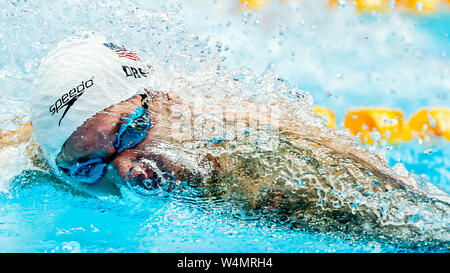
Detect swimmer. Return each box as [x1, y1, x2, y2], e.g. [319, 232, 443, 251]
[4, 35, 449, 242]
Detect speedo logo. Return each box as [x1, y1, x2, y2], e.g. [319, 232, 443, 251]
[49, 79, 94, 126]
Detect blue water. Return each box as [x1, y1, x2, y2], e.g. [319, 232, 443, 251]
[0, 171, 429, 253]
[0, 0, 449, 252]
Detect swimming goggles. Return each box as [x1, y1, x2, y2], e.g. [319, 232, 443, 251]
[58, 94, 152, 184]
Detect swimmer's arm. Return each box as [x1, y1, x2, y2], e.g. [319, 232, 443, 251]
[0, 122, 49, 169]
[221, 100, 405, 187]
[0, 122, 33, 148]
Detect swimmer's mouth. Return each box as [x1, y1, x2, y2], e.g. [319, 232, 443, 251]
[58, 94, 152, 184]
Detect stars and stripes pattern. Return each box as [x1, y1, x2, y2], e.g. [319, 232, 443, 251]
[103, 42, 141, 61]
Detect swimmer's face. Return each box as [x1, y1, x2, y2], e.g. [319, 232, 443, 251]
[55, 94, 142, 193]
[56, 92, 181, 193]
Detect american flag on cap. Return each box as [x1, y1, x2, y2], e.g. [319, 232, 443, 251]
[103, 42, 141, 61]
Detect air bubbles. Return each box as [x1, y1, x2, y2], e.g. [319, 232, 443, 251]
[416, 1, 424, 12]
[215, 41, 222, 52]
[389, 0, 397, 8]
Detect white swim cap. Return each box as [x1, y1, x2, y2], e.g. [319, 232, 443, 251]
[31, 34, 149, 171]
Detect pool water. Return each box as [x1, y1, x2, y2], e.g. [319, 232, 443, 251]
[0, 0, 449, 252]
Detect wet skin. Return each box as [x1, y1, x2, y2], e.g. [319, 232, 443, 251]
[53, 92, 450, 242]
[56, 90, 405, 196]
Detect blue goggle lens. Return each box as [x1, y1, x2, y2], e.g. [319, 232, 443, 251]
[114, 106, 152, 153]
[59, 157, 107, 184]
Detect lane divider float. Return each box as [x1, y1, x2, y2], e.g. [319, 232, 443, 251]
[239, 0, 450, 14]
[313, 107, 450, 144]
